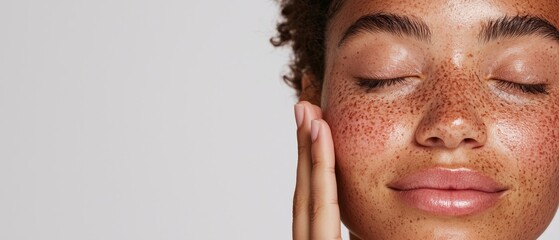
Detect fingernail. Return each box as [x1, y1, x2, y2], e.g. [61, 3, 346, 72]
[294, 104, 304, 128]
[311, 120, 320, 142]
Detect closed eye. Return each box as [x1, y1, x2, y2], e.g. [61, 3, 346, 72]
[356, 77, 409, 92]
[495, 80, 549, 95]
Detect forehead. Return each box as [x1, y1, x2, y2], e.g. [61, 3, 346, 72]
[327, 0, 559, 43]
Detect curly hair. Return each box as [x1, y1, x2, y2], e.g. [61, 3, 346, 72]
[271, 0, 343, 96]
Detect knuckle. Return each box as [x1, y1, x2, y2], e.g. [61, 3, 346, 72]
[298, 145, 307, 155]
[309, 202, 322, 223]
[311, 158, 321, 168]
[310, 200, 339, 223]
[292, 194, 308, 218]
[312, 160, 336, 174]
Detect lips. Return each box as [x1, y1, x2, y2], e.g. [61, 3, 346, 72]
[388, 168, 508, 216]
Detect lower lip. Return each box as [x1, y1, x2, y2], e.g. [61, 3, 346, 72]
[394, 189, 504, 216]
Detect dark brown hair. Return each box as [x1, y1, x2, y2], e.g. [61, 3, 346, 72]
[271, 0, 343, 95]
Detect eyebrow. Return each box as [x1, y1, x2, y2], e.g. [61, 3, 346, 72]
[479, 15, 559, 44]
[338, 13, 432, 47]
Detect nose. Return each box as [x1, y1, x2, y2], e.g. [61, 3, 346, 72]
[414, 90, 487, 150]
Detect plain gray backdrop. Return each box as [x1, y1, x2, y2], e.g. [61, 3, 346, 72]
[0, 0, 557, 239]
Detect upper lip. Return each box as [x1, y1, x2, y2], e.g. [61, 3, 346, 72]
[388, 168, 509, 193]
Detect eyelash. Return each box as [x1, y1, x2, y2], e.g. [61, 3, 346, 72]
[356, 77, 550, 95]
[356, 77, 409, 91]
[495, 80, 549, 95]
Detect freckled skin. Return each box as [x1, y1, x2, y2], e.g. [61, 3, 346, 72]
[314, 0, 559, 239]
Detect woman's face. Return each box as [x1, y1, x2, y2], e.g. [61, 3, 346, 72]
[318, 0, 559, 239]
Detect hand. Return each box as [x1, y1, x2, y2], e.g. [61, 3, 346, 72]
[292, 101, 342, 240]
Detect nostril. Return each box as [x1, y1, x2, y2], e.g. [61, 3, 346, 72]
[415, 116, 488, 149]
[421, 137, 481, 149]
[463, 138, 482, 148]
[425, 137, 445, 147]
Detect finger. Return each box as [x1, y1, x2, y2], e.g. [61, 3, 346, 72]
[309, 103, 322, 119]
[310, 119, 341, 240]
[293, 101, 322, 240]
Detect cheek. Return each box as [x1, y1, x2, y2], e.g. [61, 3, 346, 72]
[323, 88, 418, 236]
[494, 102, 559, 230]
[328, 103, 393, 157]
[323, 91, 414, 173]
[322, 75, 415, 161]
[497, 107, 559, 186]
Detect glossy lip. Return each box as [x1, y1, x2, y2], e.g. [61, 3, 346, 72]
[388, 168, 509, 216]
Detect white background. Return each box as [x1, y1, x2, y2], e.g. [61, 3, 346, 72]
[0, 0, 557, 239]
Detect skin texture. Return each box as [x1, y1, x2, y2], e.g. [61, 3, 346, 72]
[297, 0, 559, 239]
